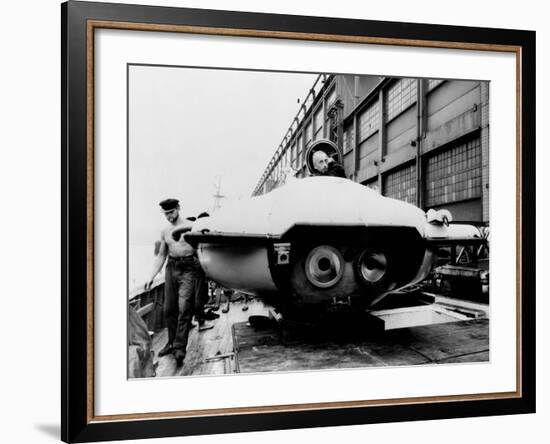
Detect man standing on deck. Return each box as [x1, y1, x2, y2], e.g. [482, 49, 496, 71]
[144, 198, 212, 366]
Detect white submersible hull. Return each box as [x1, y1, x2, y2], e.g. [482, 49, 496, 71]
[185, 177, 483, 313]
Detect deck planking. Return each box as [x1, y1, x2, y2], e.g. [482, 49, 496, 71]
[149, 298, 489, 378]
[152, 299, 268, 378]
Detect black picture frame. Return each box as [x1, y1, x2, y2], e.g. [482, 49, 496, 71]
[61, 1, 536, 442]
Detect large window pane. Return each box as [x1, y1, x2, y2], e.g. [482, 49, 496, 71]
[358, 101, 379, 141]
[385, 78, 417, 121]
[383, 164, 416, 204]
[425, 137, 482, 207]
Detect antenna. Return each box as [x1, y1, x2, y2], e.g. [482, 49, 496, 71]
[212, 176, 225, 212]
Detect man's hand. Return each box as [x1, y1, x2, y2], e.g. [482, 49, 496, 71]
[172, 226, 192, 241]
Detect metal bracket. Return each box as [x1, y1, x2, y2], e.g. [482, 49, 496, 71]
[273, 242, 291, 265]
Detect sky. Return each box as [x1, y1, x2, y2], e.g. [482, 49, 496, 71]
[129, 65, 318, 246]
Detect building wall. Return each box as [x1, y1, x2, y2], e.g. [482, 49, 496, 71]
[254, 75, 489, 223]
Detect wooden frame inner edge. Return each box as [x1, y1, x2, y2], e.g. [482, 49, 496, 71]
[85, 19, 523, 423]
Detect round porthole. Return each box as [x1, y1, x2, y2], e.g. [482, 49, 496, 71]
[356, 250, 388, 284]
[304, 245, 345, 288]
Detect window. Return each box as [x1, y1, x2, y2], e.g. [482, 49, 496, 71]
[296, 134, 304, 168]
[343, 124, 355, 154]
[425, 137, 482, 207]
[385, 78, 417, 121]
[305, 121, 313, 146]
[358, 101, 379, 141]
[314, 106, 324, 139]
[326, 87, 336, 107]
[383, 164, 416, 204]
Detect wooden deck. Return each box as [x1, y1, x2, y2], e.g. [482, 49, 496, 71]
[152, 299, 269, 377]
[150, 296, 489, 378]
[235, 318, 489, 374]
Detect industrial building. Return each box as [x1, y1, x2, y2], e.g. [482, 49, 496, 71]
[253, 74, 489, 223]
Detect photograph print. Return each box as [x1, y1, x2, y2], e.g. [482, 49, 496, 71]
[127, 65, 490, 379]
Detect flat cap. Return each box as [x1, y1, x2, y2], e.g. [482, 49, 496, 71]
[159, 198, 179, 212]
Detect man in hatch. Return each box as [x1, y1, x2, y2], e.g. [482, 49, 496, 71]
[311, 149, 346, 178]
[144, 198, 212, 366]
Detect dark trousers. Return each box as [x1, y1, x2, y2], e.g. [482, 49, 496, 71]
[164, 257, 206, 352]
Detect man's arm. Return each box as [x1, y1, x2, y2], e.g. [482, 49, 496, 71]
[327, 158, 346, 178]
[171, 225, 192, 242]
[144, 232, 168, 291]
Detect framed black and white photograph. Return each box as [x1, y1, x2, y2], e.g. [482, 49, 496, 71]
[128, 66, 491, 380]
[61, 1, 535, 442]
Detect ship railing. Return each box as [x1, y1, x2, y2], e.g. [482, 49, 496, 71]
[129, 276, 166, 333]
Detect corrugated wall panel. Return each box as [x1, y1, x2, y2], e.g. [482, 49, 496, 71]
[427, 86, 480, 131]
[429, 199, 482, 221]
[423, 108, 480, 155]
[359, 133, 378, 158]
[386, 125, 416, 156]
[427, 80, 479, 118]
[343, 151, 354, 173]
[358, 133, 378, 171]
[386, 106, 416, 154]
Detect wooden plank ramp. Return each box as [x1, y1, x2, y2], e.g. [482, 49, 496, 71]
[152, 299, 269, 378]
